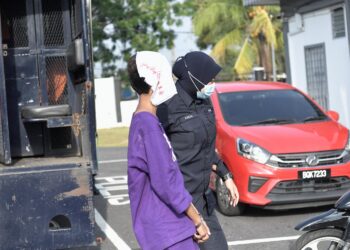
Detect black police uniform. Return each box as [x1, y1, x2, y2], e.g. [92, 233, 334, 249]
[157, 83, 230, 250]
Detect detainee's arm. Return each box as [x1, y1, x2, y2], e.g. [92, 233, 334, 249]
[144, 129, 192, 214]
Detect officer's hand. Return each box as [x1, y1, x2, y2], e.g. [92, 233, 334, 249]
[224, 179, 239, 207]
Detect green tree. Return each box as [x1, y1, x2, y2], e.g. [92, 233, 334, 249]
[233, 6, 283, 80]
[190, 0, 283, 80]
[189, 0, 247, 80]
[91, 0, 183, 78]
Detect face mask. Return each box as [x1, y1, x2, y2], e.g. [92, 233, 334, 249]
[188, 70, 215, 99]
[196, 83, 216, 99]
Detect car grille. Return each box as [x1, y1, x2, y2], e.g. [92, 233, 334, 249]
[270, 177, 350, 194]
[268, 150, 349, 168]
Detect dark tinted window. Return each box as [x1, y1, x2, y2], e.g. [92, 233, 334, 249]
[218, 89, 327, 126]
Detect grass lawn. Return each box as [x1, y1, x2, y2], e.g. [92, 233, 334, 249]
[96, 127, 129, 147]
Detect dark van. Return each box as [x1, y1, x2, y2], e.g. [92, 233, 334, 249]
[0, 0, 97, 248]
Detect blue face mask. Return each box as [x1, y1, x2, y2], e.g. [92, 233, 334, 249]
[188, 72, 215, 99]
[196, 83, 216, 99]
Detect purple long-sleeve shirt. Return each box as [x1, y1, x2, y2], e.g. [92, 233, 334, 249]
[127, 112, 195, 250]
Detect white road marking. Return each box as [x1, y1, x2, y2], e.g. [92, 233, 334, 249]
[95, 176, 130, 206]
[228, 235, 300, 246]
[93, 170, 302, 248]
[98, 159, 127, 164]
[95, 176, 127, 182]
[94, 209, 131, 250]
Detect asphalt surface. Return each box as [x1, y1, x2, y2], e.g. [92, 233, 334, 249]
[86, 147, 334, 250]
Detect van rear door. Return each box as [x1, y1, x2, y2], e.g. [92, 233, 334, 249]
[0, 25, 11, 164]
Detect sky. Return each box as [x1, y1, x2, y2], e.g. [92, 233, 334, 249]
[160, 16, 210, 64]
[94, 15, 210, 77]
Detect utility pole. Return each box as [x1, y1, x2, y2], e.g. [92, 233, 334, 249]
[271, 43, 277, 81]
[114, 76, 122, 123]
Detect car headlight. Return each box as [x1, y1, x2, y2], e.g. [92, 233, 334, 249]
[237, 138, 271, 164]
[340, 132, 350, 163]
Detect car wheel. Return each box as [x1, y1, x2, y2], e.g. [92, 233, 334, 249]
[292, 228, 345, 250]
[216, 175, 246, 216]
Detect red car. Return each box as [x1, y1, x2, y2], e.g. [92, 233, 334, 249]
[210, 81, 350, 216]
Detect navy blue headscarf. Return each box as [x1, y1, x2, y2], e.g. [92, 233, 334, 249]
[173, 51, 222, 99]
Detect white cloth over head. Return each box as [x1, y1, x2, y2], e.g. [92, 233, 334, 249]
[136, 51, 177, 106]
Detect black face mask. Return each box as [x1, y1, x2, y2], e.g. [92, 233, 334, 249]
[173, 51, 222, 99]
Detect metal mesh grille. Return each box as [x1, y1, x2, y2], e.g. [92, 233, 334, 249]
[46, 56, 69, 105]
[1, 0, 29, 48]
[42, 0, 65, 46]
[305, 44, 329, 110]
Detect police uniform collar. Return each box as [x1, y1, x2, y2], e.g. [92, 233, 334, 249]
[176, 83, 195, 107]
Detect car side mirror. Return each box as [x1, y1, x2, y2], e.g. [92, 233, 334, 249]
[327, 110, 339, 121]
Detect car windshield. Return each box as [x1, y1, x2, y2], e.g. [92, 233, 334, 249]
[218, 89, 328, 126]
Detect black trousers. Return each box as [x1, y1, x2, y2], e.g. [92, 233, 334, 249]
[194, 194, 228, 250]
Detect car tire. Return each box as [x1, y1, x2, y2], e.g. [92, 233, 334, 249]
[216, 175, 246, 216]
[292, 228, 345, 250]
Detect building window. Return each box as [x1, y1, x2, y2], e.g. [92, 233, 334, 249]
[305, 44, 329, 110]
[332, 7, 346, 38]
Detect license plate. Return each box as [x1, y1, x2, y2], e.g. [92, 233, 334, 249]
[298, 169, 330, 180]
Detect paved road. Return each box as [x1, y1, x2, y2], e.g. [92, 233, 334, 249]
[91, 147, 333, 250]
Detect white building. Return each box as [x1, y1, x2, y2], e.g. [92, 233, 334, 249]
[94, 77, 137, 129]
[244, 0, 350, 128]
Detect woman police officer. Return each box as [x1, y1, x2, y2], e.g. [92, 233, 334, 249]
[157, 51, 239, 250]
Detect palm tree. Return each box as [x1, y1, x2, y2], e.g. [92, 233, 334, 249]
[234, 6, 281, 80]
[191, 0, 247, 80]
[192, 1, 283, 80]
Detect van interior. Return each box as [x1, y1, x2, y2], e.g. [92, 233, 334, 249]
[0, 0, 93, 166]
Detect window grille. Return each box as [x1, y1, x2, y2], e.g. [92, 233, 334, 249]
[332, 7, 346, 38]
[305, 44, 329, 110]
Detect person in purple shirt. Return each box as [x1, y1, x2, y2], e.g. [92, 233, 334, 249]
[127, 51, 210, 250]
